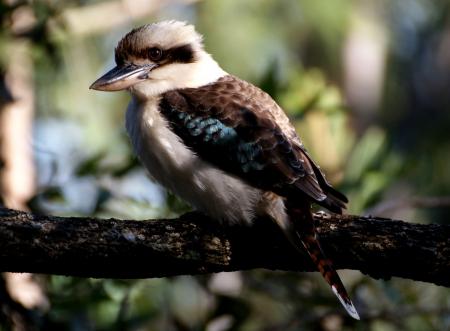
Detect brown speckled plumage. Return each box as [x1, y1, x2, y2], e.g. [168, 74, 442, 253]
[91, 20, 358, 319]
[160, 75, 347, 213]
[158, 74, 355, 316]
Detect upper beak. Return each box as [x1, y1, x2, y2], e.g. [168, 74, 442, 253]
[89, 63, 157, 91]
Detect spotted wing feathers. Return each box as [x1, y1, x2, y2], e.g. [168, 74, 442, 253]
[159, 75, 346, 211]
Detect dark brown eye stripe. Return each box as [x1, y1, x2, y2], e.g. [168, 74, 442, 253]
[143, 44, 195, 64]
[165, 44, 195, 64]
[114, 43, 195, 67]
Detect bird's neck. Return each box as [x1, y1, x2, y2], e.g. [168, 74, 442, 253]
[184, 52, 227, 87]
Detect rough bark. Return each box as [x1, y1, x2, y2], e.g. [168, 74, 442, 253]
[0, 207, 449, 287]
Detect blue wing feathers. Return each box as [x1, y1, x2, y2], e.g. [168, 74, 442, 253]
[158, 75, 348, 211]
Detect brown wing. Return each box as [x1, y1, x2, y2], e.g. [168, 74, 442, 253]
[159, 75, 347, 211]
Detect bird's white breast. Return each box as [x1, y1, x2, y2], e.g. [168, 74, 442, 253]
[125, 96, 262, 224]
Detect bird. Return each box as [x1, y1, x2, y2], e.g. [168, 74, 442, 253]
[90, 20, 359, 320]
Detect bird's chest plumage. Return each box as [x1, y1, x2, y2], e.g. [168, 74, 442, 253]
[125, 97, 262, 224]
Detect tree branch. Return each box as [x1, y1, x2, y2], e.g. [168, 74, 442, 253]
[0, 207, 449, 287]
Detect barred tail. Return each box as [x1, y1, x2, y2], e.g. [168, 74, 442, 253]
[285, 202, 360, 320]
[300, 223, 360, 319]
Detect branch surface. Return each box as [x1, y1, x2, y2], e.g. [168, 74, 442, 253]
[0, 208, 449, 287]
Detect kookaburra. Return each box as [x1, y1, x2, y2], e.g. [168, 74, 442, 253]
[90, 20, 359, 319]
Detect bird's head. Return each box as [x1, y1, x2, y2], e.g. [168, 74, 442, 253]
[90, 20, 225, 98]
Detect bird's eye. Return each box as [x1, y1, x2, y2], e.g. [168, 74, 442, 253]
[148, 47, 163, 61]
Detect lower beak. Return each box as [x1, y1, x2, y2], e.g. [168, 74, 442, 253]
[89, 63, 157, 91]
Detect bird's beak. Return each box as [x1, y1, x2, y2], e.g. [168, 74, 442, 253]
[89, 63, 158, 91]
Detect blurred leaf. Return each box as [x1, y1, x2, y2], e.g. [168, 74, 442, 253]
[165, 192, 192, 216]
[345, 127, 386, 184]
[38, 186, 64, 203]
[75, 151, 105, 176]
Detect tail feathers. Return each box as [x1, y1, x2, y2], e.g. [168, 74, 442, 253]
[284, 204, 360, 320]
[332, 286, 360, 320]
[300, 147, 348, 214]
[320, 193, 347, 214]
[301, 233, 360, 320]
